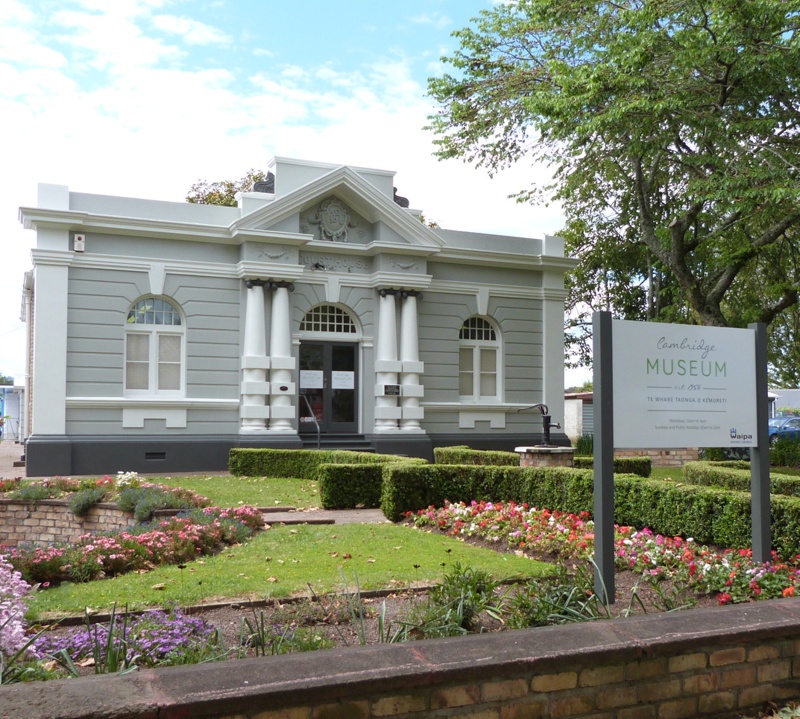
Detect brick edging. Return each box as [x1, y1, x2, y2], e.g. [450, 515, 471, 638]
[5, 597, 800, 718]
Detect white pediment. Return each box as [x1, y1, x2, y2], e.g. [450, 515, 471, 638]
[231, 165, 444, 253]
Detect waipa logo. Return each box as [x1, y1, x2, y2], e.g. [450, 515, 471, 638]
[729, 427, 753, 442]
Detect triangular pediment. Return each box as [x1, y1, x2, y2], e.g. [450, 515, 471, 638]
[230, 165, 444, 252]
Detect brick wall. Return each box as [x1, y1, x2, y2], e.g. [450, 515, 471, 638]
[614, 448, 700, 467]
[0, 499, 136, 547]
[4, 597, 800, 719]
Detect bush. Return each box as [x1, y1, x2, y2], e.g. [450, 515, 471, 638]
[116, 486, 208, 523]
[317, 464, 384, 509]
[683, 461, 800, 499]
[433, 446, 519, 466]
[574, 433, 594, 456]
[770, 437, 800, 468]
[67, 487, 109, 517]
[381, 462, 800, 557]
[572, 456, 651, 477]
[229, 448, 425, 479]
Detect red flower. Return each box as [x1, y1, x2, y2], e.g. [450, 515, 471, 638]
[718, 593, 732, 605]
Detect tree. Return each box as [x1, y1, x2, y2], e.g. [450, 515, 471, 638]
[427, 0, 800, 366]
[0, 373, 13, 386]
[186, 169, 268, 207]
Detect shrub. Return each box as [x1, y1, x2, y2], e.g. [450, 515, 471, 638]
[67, 487, 110, 517]
[770, 437, 800, 468]
[572, 456, 651, 477]
[683, 461, 800, 499]
[229, 448, 426, 479]
[574, 433, 594, 456]
[433, 446, 519, 466]
[0, 555, 34, 666]
[116, 485, 209, 522]
[317, 463, 384, 509]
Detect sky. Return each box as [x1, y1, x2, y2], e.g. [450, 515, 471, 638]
[0, 0, 590, 387]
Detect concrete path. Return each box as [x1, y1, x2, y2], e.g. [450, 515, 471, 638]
[0, 440, 25, 479]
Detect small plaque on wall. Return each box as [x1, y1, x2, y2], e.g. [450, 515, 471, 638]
[384, 384, 401, 396]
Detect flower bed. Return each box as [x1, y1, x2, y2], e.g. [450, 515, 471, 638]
[408, 500, 800, 604]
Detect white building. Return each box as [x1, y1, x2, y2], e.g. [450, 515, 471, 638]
[19, 157, 575, 476]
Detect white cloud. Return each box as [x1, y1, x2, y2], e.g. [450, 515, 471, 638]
[150, 14, 230, 45]
[409, 13, 452, 30]
[0, 1, 563, 382]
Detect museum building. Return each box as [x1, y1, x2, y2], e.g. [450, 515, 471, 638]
[19, 157, 574, 476]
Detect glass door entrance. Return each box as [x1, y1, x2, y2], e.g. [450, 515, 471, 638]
[298, 342, 358, 433]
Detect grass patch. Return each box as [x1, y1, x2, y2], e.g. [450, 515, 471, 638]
[649, 466, 684, 482]
[26, 523, 550, 618]
[154, 475, 321, 509]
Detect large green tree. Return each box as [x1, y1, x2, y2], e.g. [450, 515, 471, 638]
[427, 0, 800, 376]
[186, 169, 268, 207]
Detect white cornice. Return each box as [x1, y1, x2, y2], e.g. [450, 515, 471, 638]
[426, 279, 567, 301]
[30, 249, 74, 267]
[436, 247, 579, 271]
[236, 261, 305, 281]
[19, 207, 314, 247]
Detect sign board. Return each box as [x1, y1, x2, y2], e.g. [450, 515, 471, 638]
[612, 320, 757, 448]
[299, 370, 323, 389]
[383, 384, 401, 396]
[331, 371, 354, 390]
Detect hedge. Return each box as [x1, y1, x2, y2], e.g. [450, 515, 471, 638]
[573, 456, 652, 478]
[431, 445, 651, 478]
[433, 446, 519, 466]
[379, 463, 800, 557]
[228, 448, 426, 479]
[317, 464, 385, 509]
[683, 461, 800, 499]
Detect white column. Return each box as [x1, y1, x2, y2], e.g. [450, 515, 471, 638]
[374, 290, 401, 431]
[240, 280, 269, 433]
[400, 292, 424, 431]
[30, 253, 71, 436]
[268, 283, 296, 433]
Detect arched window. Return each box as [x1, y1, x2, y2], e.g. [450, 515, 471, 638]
[125, 297, 185, 396]
[459, 316, 501, 401]
[300, 305, 357, 334]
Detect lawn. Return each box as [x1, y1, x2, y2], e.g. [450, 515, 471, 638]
[26, 521, 550, 618]
[151, 474, 321, 509]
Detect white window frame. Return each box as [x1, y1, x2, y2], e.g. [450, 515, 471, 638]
[458, 316, 502, 403]
[124, 297, 186, 398]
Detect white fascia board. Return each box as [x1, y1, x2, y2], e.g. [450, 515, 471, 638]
[234, 166, 445, 251]
[426, 279, 567, 301]
[20, 207, 312, 247]
[436, 247, 579, 271]
[236, 260, 305, 281]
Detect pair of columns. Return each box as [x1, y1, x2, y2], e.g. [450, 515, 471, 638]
[240, 280, 295, 434]
[375, 289, 425, 432]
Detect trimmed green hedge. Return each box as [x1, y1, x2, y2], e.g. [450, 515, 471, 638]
[379, 463, 800, 557]
[433, 446, 519, 466]
[573, 456, 652, 478]
[228, 448, 425, 479]
[683, 461, 800, 499]
[317, 464, 385, 509]
[431, 445, 651, 477]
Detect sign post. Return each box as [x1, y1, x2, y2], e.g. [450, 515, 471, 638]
[593, 312, 615, 602]
[592, 313, 768, 602]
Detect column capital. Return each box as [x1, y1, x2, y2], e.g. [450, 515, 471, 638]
[245, 279, 295, 291]
[379, 288, 422, 300]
